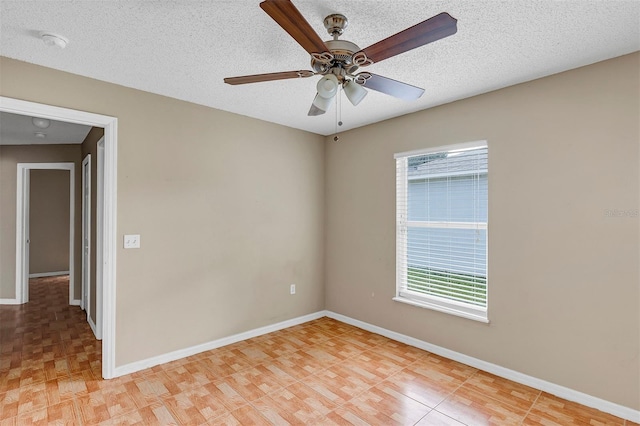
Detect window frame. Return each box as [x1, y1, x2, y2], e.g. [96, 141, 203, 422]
[394, 141, 489, 323]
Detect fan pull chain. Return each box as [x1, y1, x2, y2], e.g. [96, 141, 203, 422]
[334, 86, 343, 141]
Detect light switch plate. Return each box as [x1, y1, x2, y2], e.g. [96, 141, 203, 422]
[124, 234, 140, 249]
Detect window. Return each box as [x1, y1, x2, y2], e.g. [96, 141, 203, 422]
[394, 141, 488, 322]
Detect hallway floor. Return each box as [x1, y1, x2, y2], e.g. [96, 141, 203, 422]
[0, 276, 635, 425]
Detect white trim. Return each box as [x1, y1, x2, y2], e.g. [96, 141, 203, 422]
[0, 298, 21, 305]
[393, 295, 489, 323]
[1, 96, 118, 380]
[324, 311, 640, 423]
[29, 271, 70, 278]
[81, 154, 91, 312]
[110, 308, 638, 422]
[70, 299, 81, 306]
[394, 140, 487, 159]
[16, 162, 74, 305]
[16, 166, 29, 303]
[87, 313, 98, 338]
[102, 116, 118, 380]
[95, 137, 105, 340]
[113, 311, 326, 377]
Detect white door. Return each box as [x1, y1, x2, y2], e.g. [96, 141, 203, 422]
[23, 169, 31, 303]
[82, 155, 91, 312]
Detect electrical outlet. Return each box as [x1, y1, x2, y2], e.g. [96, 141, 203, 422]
[290, 284, 296, 295]
[124, 234, 140, 249]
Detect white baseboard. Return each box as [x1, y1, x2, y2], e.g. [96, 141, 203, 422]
[0, 298, 20, 305]
[29, 271, 69, 278]
[113, 311, 327, 378]
[70, 299, 81, 306]
[106, 308, 638, 422]
[325, 311, 640, 423]
[87, 314, 99, 340]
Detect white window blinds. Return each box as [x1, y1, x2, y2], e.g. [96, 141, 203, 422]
[395, 142, 488, 322]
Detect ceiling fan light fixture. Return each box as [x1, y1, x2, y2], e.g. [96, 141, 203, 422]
[316, 74, 339, 99]
[343, 80, 367, 106]
[312, 92, 334, 112]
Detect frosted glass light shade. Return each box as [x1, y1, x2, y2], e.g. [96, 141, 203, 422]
[312, 93, 334, 112]
[317, 74, 339, 99]
[344, 80, 367, 106]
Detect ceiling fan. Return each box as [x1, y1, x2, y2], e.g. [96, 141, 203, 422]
[224, 0, 457, 116]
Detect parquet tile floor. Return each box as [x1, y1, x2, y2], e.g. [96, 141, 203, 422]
[0, 276, 634, 425]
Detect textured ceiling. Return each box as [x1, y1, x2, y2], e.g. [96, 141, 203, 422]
[0, 112, 91, 145]
[1, 1, 639, 136]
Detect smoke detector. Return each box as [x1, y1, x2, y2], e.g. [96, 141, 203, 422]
[40, 32, 68, 49]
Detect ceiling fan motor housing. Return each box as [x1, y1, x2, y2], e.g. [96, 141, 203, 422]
[310, 39, 362, 76]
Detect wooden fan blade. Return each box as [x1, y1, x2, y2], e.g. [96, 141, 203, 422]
[357, 73, 425, 100]
[260, 0, 329, 55]
[361, 12, 457, 64]
[224, 70, 314, 85]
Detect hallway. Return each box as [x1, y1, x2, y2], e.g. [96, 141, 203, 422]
[0, 276, 102, 423]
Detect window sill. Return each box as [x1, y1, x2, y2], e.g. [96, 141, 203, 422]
[393, 296, 489, 323]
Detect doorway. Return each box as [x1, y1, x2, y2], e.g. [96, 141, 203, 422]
[16, 163, 75, 305]
[1, 96, 118, 379]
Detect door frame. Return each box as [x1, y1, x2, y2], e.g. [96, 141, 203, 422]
[81, 154, 91, 313]
[96, 137, 105, 340]
[1, 96, 118, 379]
[16, 163, 75, 305]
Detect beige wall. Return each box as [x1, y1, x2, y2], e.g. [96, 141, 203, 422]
[325, 52, 640, 409]
[0, 144, 82, 299]
[1, 52, 637, 410]
[0, 56, 326, 366]
[81, 127, 104, 325]
[29, 169, 70, 274]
